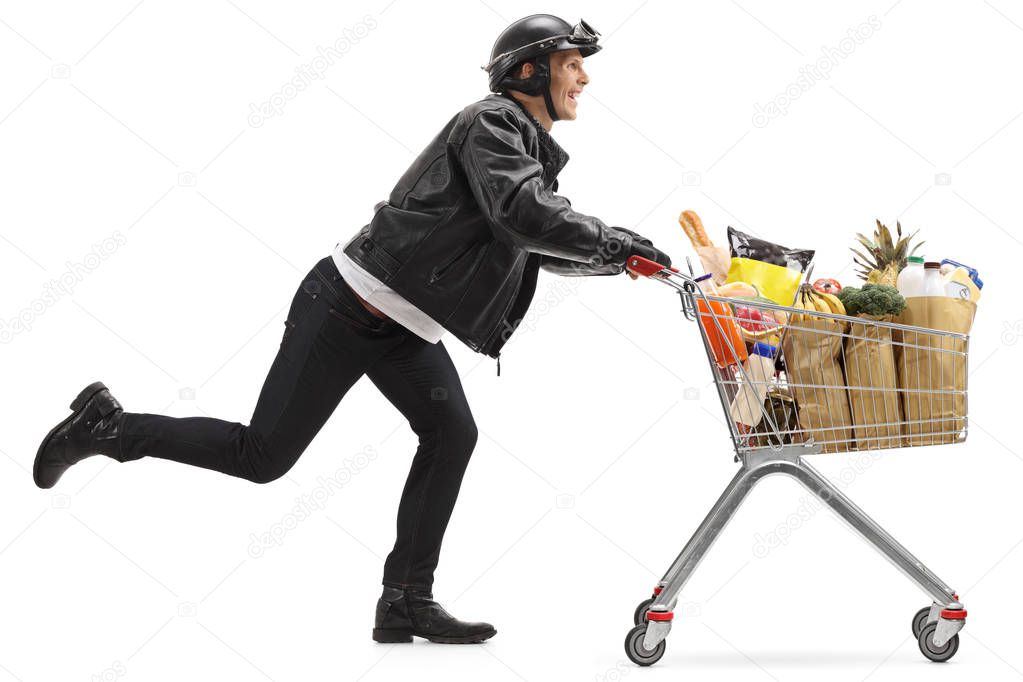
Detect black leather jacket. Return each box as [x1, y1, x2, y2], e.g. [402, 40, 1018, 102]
[341, 92, 636, 364]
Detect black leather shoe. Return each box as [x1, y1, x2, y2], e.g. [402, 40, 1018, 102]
[372, 586, 497, 644]
[33, 381, 125, 489]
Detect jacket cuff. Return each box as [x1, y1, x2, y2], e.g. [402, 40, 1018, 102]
[596, 229, 633, 267]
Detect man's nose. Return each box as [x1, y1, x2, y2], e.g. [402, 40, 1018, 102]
[578, 68, 589, 85]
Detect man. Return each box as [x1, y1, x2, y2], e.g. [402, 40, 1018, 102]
[32, 14, 671, 645]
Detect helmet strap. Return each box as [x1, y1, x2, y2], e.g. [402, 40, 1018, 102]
[499, 53, 559, 122]
[537, 53, 559, 122]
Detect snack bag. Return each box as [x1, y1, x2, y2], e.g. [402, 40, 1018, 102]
[725, 227, 815, 306]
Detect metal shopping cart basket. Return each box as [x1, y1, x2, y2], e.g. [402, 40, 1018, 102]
[622, 256, 970, 666]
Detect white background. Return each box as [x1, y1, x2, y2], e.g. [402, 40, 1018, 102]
[1, 1, 1020, 680]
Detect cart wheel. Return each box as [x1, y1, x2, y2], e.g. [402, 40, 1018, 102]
[633, 598, 654, 625]
[624, 624, 666, 666]
[917, 622, 959, 662]
[911, 606, 931, 639]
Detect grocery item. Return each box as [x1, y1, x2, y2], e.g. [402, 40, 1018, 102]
[716, 281, 759, 298]
[894, 297, 977, 445]
[725, 227, 814, 306]
[732, 296, 787, 345]
[940, 259, 983, 290]
[695, 274, 748, 368]
[943, 266, 982, 302]
[852, 219, 923, 287]
[679, 210, 711, 247]
[896, 256, 925, 298]
[728, 342, 777, 428]
[841, 299, 903, 450]
[680, 210, 731, 285]
[838, 276, 907, 451]
[921, 261, 947, 297]
[792, 282, 846, 322]
[812, 278, 842, 294]
[835, 284, 906, 317]
[715, 281, 788, 343]
[782, 285, 853, 453]
[748, 389, 799, 448]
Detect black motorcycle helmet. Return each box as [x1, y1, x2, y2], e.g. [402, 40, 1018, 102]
[482, 14, 602, 122]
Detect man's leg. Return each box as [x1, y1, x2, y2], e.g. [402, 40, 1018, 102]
[113, 257, 404, 483]
[367, 335, 478, 589]
[364, 334, 494, 643]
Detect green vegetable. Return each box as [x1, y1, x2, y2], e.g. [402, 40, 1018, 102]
[835, 284, 906, 317]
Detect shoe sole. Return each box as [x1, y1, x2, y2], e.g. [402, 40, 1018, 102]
[33, 381, 109, 489]
[372, 627, 497, 644]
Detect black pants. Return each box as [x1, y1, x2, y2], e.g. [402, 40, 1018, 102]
[117, 255, 478, 591]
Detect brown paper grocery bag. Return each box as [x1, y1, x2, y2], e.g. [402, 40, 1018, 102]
[844, 314, 903, 450]
[782, 318, 853, 452]
[894, 297, 976, 446]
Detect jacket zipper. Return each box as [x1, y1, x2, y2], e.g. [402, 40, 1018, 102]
[482, 273, 525, 377]
[428, 243, 474, 285]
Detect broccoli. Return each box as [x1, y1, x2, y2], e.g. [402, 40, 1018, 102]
[836, 284, 906, 317]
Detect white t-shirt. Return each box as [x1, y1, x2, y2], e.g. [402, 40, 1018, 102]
[331, 243, 445, 344]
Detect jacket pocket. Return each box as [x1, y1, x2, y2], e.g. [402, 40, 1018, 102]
[428, 243, 477, 285]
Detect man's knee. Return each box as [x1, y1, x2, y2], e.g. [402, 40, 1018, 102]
[246, 462, 292, 484]
[445, 413, 478, 460]
[242, 431, 299, 484]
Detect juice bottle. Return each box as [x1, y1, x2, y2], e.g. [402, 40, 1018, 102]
[695, 274, 748, 368]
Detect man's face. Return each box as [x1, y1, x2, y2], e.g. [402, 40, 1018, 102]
[547, 49, 588, 120]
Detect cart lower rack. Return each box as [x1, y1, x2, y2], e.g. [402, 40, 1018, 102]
[623, 256, 969, 666]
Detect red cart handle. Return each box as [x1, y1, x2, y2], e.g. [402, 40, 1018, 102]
[626, 255, 678, 277]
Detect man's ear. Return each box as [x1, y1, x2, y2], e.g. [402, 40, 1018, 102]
[519, 61, 534, 79]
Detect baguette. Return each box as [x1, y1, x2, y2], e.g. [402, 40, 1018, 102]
[679, 210, 711, 248]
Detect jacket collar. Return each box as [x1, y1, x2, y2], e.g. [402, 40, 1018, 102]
[496, 92, 570, 185]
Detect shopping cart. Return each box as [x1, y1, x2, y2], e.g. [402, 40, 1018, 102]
[622, 255, 970, 666]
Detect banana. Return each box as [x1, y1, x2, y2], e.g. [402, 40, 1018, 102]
[795, 285, 833, 321]
[792, 289, 815, 324]
[818, 292, 846, 316]
[788, 285, 846, 331]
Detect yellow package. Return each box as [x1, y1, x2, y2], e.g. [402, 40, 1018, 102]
[724, 227, 814, 306]
[726, 257, 803, 306]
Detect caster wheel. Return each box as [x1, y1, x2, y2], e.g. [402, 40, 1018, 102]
[633, 597, 654, 625]
[624, 624, 666, 667]
[918, 622, 959, 662]
[911, 606, 931, 639]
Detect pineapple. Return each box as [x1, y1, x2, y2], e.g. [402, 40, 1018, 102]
[851, 219, 923, 288]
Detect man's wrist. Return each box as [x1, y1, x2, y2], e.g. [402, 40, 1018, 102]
[593, 229, 633, 267]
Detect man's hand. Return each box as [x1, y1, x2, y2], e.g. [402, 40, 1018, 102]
[613, 228, 669, 279]
[628, 241, 673, 269]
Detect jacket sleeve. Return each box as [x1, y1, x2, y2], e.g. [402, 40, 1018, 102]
[539, 255, 624, 276]
[457, 108, 632, 265]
